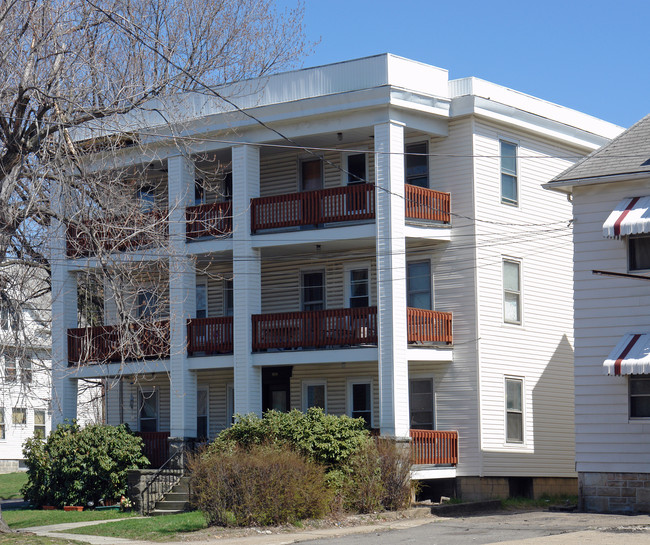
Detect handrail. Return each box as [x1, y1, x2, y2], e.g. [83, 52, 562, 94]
[140, 448, 185, 515]
[407, 308, 452, 344]
[186, 201, 232, 238]
[410, 429, 458, 465]
[405, 185, 451, 223]
[187, 316, 234, 355]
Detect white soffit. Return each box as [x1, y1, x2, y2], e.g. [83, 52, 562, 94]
[603, 196, 650, 238]
[604, 333, 650, 376]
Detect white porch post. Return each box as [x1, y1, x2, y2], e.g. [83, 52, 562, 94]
[374, 120, 410, 438]
[168, 154, 197, 439]
[232, 144, 262, 417]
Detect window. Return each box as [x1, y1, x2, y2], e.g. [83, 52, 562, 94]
[346, 153, 367, 184]
[4, 357, 16, 382]
[220, 171, 233, 202]
[506, 378, 523, 443]
[12, 408, 26, 426]
[303, 381, 326, 411]
[139, 389, 158, 432]
[630, 375, 650, 418]
[407, 261, 432, 310]
[226, 384, 234, 425]
[409, 378, 434, 430]
[348, 268, 369, 308]
[20, 358, 32, 384]
[34, 409, 46, 439]
[500, 140, 518, 205]
[405, 142, 429, 188]
[196, 282, 207, 319]
[0, 409, 4, 439]
[349, 380, 372, 428]
[1, 305, 19, 331]
[137, 288, 158, 319]
[137, 186, 156, 212]
[194, 180, 205, 206]
[224, 279, 233, 317]
[629, 237, 650, 271]
[503, 260, 521, 324]
[301, 271, 324, 311]
[300, 158, 323, 192]
[197, 388, 208, 440]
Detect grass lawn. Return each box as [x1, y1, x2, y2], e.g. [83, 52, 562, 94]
[0, 473, 27, 500]
[4, 509, 138, 530]
[0, 535, 85, 545]
[63, 512, 207, 542]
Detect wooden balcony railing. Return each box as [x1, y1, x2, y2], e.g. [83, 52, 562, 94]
[67, 321, 170, 365]
[410, 429, 458, 465]
[251, 183, 375, 233]
[405, 185, 451, 223]
[66, 210, 168, 258]
[137, 431, 170, 468]
[187, 316, 233, 355]
[252, 306, 378, 351]
[186, 202, 232, 239]
[407, 308, 452, 344]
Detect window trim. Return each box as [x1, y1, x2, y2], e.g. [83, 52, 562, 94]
[500, 139, 519, 207]
[346, 377, 373, 428]
[407, 259, 433, 310]
[344, 262, 372, 308]
[503, 258, 522, 325]
[505, 376, 524, 444]
[302, 380, 327, 412]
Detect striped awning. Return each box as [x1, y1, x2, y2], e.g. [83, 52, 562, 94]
[604, 334, 650, 375]
[603, 196, 650, 238]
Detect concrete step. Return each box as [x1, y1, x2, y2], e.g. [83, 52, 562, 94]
[154, 500, 189, 512]
[151, 508, 186, 516]
[164, 492, 189, 502]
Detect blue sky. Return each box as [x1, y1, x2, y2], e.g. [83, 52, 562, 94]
[280, 0, 648, 128]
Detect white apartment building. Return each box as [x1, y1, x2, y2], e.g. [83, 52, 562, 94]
[546, 114, 650, 512]
[52, 54, 621, 497]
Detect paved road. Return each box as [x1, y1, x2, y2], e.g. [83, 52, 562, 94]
[295, 511, 650, 545]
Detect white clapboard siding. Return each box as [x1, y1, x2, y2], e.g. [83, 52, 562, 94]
[195, 369, 234, 436]
[471, 119, 578, 477]
[573, 178, 650, 474]
[106, 375, 170, 432]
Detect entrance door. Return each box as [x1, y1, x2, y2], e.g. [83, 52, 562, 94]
[409, 378, 434, 430]
[262, 367, 292, 412]
[301, 159, 323, 192]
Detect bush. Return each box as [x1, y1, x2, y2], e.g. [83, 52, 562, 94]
[215, 408, 370, 470]
[22, 423, 149, 508]
[189, 443, 332, 526]
[376, 438, 412, 511]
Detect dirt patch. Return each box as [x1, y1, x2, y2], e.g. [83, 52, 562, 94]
[177, 508, 430, 541]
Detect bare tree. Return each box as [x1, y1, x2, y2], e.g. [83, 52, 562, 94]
[0, 0, 309, 529]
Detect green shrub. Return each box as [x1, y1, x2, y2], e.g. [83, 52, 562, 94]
[215, 408, 370, 470]
[189, 443, 332, 526]
[375, 438, 412, 511]
[22, 423, 149, 508]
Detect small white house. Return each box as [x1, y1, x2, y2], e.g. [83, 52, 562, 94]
[52, 54, 622, 498]
[545, 114, 650, 513]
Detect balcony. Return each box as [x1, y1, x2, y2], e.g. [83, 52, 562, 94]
[187, 317, 234, 355]
[250, 184, 450, 233]
[67, 321, 170, 365]
[252, 307, 378, 351]
[410, 429, 458, 465]
[407, 308, 453, 344]
[66, 211, 168, 258]
[186, 202, 232, 239]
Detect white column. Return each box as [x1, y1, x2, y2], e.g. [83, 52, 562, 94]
[167, 154, 197, 438]
[50, 186, 79, 427]
[374, 121, 410, 438]
[232, 144, 262, 417]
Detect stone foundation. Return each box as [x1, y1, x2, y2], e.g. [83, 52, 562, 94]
[580, 472, 650, 514]
[457, 476, 578, 502]
[0, 460, 23, 473]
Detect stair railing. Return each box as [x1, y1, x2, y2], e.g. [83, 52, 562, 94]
[140, 448, 187, 515]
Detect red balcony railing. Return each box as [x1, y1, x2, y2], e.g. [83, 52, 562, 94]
[405, 185, 451, 223]
[67, 321, 170, 365]
[252, 306, 378, 351]
[187, 316, 234, 355]
[186, 202, 232, 239]
[407, 308, 452, 344]
[251, 183, 375, 233]
[137, 431, 170, 468]
[410, 429, 458, 465]
[66, 210, 168, 258]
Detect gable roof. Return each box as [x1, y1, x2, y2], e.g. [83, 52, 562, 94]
[549, 114, 650, 186]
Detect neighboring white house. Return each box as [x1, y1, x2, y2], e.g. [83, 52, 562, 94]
[52, 54, 622, 497]
[545, 114, 650, 513]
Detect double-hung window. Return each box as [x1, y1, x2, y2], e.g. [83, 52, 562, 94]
[197, 388, 208, 440]
[348, 268, 369, 308]
[20, 358, 32, 384]
[349, 380, 372, 428]
[34, 410, 46, 439]
[12, 408, 26, 426]
[137, 288, 158, 320]
[4, 357, 16, 382]
[303, 381, 326, 411]
[629, 236, 650, 271]
[500, 140, 518, 205]
[139, 389, 158, 432]
[301, 271, 324, 311]
[224, 279, 234, 316]
[407, 261, 432, 310]
[503, 260, 521, 324]
[137, 186, 156, 212]
[346, 153, 367, 184]
[195, 282, 207, 319]
[630, 375, 650, 418]
[506, 378, 523, 443]
[409, 378, 434, 430]
[405, 142, 429, 188]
